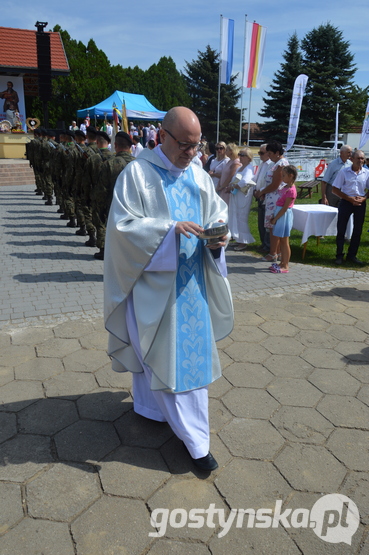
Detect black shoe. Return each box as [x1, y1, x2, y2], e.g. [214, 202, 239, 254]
[45, 197, 53, 206]
[35, 191, 43, 196]
[85, 236, 97, 247]
[66, 218, 77, 228]
[94, 249, 104, 260]
[75, 226, 87, 236]
[335, 255, 344, 265]
[56, 208, 64, 213]
[60, 214, 69, 220]
[42, 195, 47, 200]
[191, 452, 218, 471]
[346, 256, 364, 265]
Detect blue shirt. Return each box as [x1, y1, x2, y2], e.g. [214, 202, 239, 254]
[332, 165, 369, 197]
[323, 156, 352, 185]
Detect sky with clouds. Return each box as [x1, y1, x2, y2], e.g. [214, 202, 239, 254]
[3, 0, 369, 126]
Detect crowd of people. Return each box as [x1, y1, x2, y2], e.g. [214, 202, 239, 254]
[202, 139, 297, 273]
[203, 140, 369, 270]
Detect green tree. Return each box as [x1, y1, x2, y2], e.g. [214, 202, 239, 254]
[301, 23, 357, 145]
[144, 57, 190, 111]
[259, 32, 308, 143]
[28, 28, 187, 126]
[345, 85, 369, 129]
[29, 26, 113, 126]
[183, 45, 241, 143]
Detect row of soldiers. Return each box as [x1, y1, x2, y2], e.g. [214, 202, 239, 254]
[26, 126, 134, 259]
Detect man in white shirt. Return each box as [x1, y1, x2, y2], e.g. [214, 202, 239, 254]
[80, 119, 88, 133]
[253, 144, 273, 251]
[321, 145, 352, 207]
[332, 150, 369, 264]
[131, 136, 143, 157]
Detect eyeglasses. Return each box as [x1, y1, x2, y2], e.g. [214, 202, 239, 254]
[216, 146, 225, 150]
[239, 153, 249, 157]
[258, 151, 266, 155]
[164, 128, 201, 152]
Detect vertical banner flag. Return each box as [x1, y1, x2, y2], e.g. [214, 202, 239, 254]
[243, 22, 267, 89]
[122, 101, 129, 133]
[286, 74, 309, 152]
[220, 17, 234, 85]
[333, 103, 339, 151]
[359, 99, 369, 149]
[112, 105, 120, 134]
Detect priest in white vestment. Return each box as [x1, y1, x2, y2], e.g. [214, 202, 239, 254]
[104, 107, 233, 471]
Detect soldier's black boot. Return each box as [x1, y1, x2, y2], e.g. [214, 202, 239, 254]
[56, 207, 64, 213]
[36, 191, 43, 196]
[60, 214, 69, 220]
[42, 195, 47, 200]
[75, 225, 87, 236]
[66, 217, 77, 228]
[45, 196, 53, 206]
[94, 248, 104, 260]
[85, 233, 97, 247]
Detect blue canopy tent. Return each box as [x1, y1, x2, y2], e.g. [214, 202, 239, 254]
[77, 90, 166, 120]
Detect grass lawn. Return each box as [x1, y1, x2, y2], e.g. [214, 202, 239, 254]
[245, 185, 369, 271]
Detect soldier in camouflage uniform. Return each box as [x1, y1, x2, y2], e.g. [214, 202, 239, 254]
[72, 130, 92, 236]
[81, 130, 113, 247]
[42, 129, 58, 205]
[62, 129, 77, 227]
[91, 131, 134, 260]
[32, 129, 45, 196]
[54, 130, 70, 216]
[26, 129, 43, 195]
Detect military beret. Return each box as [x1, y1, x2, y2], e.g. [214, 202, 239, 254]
[115, 131, 133, 146]
[75, 130, 86, 139]
[46, 129, 56, 137]
[96, 130, 111, 143]
[39, 127, 47, 135]
[86, 126, 97, 136]
[65, 130, 75, 138]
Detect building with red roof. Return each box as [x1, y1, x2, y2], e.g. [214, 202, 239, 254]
[0, 25, 69, 97]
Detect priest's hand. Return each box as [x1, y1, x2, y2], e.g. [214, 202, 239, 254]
[206, 218, 227, 250]
[175, 221, 204, 239]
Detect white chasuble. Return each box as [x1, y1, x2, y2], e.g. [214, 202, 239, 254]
[104, 148, 233, 394]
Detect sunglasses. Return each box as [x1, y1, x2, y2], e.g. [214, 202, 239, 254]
[216, 147, 225, 150]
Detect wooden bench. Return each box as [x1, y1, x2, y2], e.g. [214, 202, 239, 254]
[297, 179, 320, 199]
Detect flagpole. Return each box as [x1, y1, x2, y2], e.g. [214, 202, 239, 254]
[239, 15, 247, 146]
[246, 20, 255, 146]
[247, 88, 252, 145]
[217, 15, 223, 144]
[334, 103, 339, 153]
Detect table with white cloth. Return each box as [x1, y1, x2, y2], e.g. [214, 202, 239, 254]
[292, 204, 353, 259]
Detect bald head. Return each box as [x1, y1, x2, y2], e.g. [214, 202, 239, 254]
[162, 107, 200, 134]
[160, 107, 201, 169]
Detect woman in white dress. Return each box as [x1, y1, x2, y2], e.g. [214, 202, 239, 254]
[227, 147, 256, 251]
[216, 143, 242, 206]
[208, 142, 229, 191]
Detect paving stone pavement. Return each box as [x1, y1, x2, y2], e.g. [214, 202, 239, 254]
[0, 184, 369, 554]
